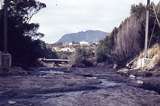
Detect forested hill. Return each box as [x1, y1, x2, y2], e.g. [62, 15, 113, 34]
[57, 30, 109, 43]
[97, 3, 160, 65]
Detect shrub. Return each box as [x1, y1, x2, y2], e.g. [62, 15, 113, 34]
[71, 47, 93, 67]
[96, 34, 114, 63]
[96, 41, 108, 63]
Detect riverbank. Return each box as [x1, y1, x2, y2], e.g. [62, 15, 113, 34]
[0, 66, 160, 106]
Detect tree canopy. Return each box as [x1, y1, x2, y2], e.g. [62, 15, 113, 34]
[0, 0, 57, 67]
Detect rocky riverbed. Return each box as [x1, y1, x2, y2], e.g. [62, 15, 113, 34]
[0, 66, 160, 106]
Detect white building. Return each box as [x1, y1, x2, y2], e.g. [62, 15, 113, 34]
[54, 47, 75, 52]
[60, 47, 72, 52]
[80, 41, 89, 46]
[69, 42, 73, 46]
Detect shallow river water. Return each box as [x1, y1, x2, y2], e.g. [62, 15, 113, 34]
[0, 67, 160, 106]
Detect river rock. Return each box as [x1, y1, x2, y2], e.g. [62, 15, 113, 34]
[41, 86, 160, 106]
[117, 68, 130, 76]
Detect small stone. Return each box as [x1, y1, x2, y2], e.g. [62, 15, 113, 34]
[129, 75, 136, 79]
[136, 80, 143, 84]
[113, 64, 118, 69]
[117, 68, 129, 74]
[8, 100, 16, 104]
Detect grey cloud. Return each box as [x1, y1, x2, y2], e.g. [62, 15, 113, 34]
[32, 0, 159, 43]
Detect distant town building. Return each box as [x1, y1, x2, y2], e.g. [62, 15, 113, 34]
[80, 41, 89, 46]
[60, 47, 74, 52]
[69, 42, 73, 46]
[53, 46, 75, 53]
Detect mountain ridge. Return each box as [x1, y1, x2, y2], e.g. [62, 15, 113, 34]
[57, 30, 109, 43]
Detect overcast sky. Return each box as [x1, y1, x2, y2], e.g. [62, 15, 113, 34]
[31, 0, 159, 43]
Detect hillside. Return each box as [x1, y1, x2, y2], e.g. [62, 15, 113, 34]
[57, 30, 109, 43]
[97, 3, 160, 66]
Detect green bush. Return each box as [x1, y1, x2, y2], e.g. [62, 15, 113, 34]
[72, 47, 93, 67]
[96, 41, 107, 63]
[96, 34, 114, 63]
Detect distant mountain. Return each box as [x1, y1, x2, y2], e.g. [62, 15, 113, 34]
[57, 30, 109, 43]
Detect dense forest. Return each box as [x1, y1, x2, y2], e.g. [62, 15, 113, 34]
[0, 0, 57, 67]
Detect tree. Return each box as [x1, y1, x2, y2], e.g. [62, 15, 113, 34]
[96, 3, 160, 66]
[96, 27, 116, 63]
[0, 0, 57, 67]
[72, 47, 93, 67]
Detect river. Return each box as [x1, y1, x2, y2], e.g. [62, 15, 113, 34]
[0, 66, 160, 106]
